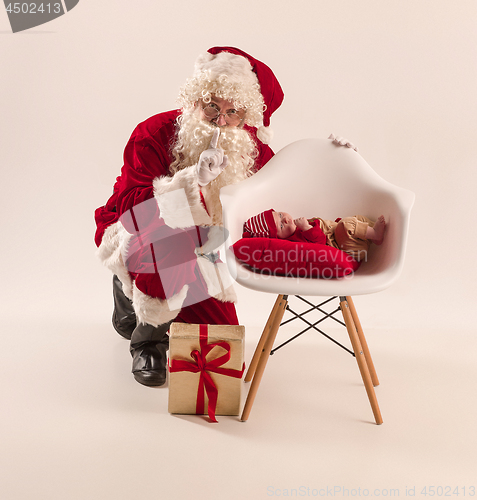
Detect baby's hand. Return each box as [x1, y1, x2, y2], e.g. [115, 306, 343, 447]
[294, 217, 312, 231]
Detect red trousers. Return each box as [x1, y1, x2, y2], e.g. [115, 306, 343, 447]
[175, 297, 238, 326]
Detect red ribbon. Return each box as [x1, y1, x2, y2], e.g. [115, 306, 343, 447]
[169, 324, 245, 422]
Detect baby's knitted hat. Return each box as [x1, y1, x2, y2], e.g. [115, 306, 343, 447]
[243, 209, 277, 238]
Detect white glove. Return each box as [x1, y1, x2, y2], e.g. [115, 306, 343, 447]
[328, 133, 358, 152]
[196, 128, 229, 186]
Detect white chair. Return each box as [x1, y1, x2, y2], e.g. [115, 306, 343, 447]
[220, 138, 415, 424]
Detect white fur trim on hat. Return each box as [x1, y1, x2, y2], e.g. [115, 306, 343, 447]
[194, 52, 259, 91]
[256, 126, 274, 145]
[178, 52, 265, 129]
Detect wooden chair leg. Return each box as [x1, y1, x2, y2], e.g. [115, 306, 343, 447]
[244, 295, 282, 383]
[346, 296, 379, 387]
[241, 295, 288, 422]
[340, 297, 383, 425]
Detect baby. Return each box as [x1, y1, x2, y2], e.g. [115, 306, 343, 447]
[243, 209, 386, 261]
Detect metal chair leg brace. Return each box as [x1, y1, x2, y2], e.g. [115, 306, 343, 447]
[270, 296, 355, 356]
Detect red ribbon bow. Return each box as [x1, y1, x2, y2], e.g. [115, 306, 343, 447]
[169, 324, 245, 422]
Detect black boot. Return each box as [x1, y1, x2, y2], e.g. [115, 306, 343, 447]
[112, 275, 136, 340]
[130, 320, 173, 387]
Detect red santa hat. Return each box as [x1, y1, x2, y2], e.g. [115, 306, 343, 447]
[207, 47, 284, 143]
[243, 209, 277, 238]
[179, 47, 284, 144]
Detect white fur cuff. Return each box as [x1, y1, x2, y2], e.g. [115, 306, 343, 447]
[153, 166, 212, 229]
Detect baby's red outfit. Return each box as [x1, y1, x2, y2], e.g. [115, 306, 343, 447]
[285, 219, 327, 245]
[286, 216, 375, 261]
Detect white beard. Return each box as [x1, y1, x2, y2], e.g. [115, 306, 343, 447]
[170, 109, 258, 225]
[171, 109, 257, 187]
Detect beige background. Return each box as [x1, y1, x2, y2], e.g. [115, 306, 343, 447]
[1, 1, 476, 499]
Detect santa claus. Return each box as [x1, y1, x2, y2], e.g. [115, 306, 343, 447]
[94, 47, 284, 387]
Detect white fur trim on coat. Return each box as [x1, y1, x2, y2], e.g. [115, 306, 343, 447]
[96, 221, 133, 299]
[153, 165, 212, 229]
[132, 282, 189, 327]
[195, 253, 237, 303]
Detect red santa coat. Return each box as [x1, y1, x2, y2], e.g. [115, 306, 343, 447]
[95, 110, 274, 327]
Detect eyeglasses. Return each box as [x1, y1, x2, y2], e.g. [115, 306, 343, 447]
[201, 102, 245, 126]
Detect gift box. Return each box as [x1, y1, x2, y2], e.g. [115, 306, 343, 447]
[168, 323, 245, 422]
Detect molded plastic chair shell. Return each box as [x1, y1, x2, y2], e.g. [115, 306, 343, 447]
[220, 138, 415, 297]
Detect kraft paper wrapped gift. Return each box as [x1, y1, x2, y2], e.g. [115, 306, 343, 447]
[168, 323, 245, 422]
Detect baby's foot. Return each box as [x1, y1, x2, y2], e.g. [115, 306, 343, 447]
[371, 215, 386, 245]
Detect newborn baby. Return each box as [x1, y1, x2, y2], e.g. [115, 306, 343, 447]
[243, 209, 386, 261]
